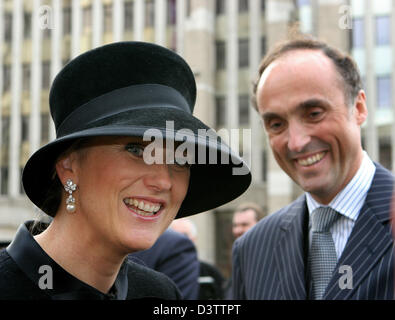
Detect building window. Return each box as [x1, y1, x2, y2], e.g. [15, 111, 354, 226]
[5, 12, 12, 42]
[239, 0, 248, 12]
[63, 7, 72, 35]
[379, 139, 391, 171]
[42, 61, 51, 89]
[239, 95, 249, 125]
[0, 116, 9, 195]
[24, 11, 31, 38]
[124, 1, 134, 31]
[22, 64, 31, 92]
[1, 167, 8, 195]
[216, 41, 226, 70]
[216, 96, 226, 127]
[167, 0, 176, 25]
[1, 116, 10, 147]
[21, 115, 29, 142]
[377, 75, 391, 108]
[3, 64, 11, 92]
[41, 113, 49, 143]
[83, 5, 92, 30]
[239, 39, 249, 68]
[352, 18, 364, 48]
[376, 16, 391, 46]
[297, 0, 310, 6]
[145, 0, 155, 27]
[103, 4, 112, 33]
[261, 36, 267, 56]
[216, 0, 225, 15]
[186, 0, 191, 17]
[42, 12, 51, 39]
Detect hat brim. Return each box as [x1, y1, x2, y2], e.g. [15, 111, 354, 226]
[22, 107, 251, 218]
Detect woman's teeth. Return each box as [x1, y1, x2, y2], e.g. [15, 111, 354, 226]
[297, 152, 325, 167]
[124, 198, 161, 216]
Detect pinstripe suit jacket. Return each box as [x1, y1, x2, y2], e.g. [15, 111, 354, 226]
[232, 163, 394, 300]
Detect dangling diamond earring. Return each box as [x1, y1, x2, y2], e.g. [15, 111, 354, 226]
[64, 179, 77, 213]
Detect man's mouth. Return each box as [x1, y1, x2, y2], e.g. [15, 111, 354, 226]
[123, 198, 162, 217]
[296, 151, 326, 167]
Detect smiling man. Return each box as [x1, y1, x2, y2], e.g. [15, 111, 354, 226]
[231, 37, 394, 300]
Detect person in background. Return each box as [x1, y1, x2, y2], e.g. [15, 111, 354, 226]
[225, 202, 263, 298]
[129, 228, 200, 299]
[232, 202, 263, 239]
[171, 218, 225, 299]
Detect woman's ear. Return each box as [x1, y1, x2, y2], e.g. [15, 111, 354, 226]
[55, 152, 79, 185]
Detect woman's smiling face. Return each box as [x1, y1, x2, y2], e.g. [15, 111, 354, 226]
[57, 136, 190, 254]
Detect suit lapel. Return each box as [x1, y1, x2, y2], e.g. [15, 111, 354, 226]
[324, 163, 394, 299]
[274, 195, 309, 299]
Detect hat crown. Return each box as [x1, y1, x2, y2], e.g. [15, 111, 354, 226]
[49, 41, 196, 134]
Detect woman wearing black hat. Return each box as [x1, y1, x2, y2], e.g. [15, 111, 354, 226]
[0, 42, 251, 300]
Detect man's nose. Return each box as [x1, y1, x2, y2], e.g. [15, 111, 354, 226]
[287, 122, 311, 153]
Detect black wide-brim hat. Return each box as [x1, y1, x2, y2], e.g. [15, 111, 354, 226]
[22, 41, 251, 218]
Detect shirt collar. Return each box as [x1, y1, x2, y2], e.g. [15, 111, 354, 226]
[306, 151, 376, 221]
[6, 221, 129, 300]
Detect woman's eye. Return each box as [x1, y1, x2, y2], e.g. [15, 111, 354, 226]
[126, 144, 145, 157]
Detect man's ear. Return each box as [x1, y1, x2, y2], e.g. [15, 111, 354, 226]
[352, 90, 368, 126]
[55, 152, 79, 185]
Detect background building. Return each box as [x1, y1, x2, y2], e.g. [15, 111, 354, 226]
[0, 0, 394, 278]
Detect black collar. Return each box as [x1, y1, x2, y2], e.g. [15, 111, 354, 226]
[6, 221, 129, 300]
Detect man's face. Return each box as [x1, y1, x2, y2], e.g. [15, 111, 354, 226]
[232, 209, 257, 239]
[256, 49, 367, 204]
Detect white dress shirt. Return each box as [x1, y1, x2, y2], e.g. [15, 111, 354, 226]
[306, 151, 376, 259]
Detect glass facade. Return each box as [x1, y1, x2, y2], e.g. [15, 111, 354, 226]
[375, 15, 391, 45]
[352, 18, 364, 48]
[377, 75, 392, 108]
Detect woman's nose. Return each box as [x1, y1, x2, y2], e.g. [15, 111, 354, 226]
[143, 163, 172, 192]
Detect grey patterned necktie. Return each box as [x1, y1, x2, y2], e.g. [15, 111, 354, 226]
[309, 207, 340, 300]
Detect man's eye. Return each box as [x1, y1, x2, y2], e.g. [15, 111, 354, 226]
[268, 120, 283, 131]
[309, 111, 321, 118]
[308, 109, 324, 120]
[125, 144, 144, 157]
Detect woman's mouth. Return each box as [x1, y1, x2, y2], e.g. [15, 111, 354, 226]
[123, 197, 162, 217]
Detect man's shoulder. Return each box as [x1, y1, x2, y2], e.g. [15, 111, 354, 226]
[129, 229, 196, 267]
[125, 259, 181, 299]
[159, 229, 195, 251]
[372, 162, 394, 185]
[252, 195, 305, 231]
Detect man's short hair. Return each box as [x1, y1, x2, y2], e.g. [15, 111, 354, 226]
[252, 36, 362, 110]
